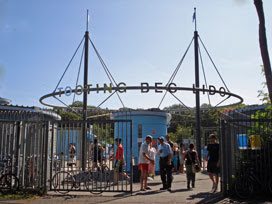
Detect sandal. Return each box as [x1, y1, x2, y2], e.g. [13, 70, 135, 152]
[145, 186, 152, 190]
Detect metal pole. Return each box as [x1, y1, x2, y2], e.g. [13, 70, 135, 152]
[49, 121, 54, 191]
[194, 30, 202, 166]
[130, 121, 133, 194]
[43, 121, 50, 193]
[15, 121, 21, 177]
[220, 119, 227, 195]
[82, 13, 89, 170]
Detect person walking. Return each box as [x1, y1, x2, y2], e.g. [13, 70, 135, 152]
[112, 138, 129, 183]
[158, 136, 173, 192]
[172, 143, 179, 173]
[90, 136, 104, 170]
[165, 134, 174, 172]
[166, 134, 174, 149]
[178, 142, 185, 173]
[206, 134, 220, 193]
[68, 143, 76, 169]
[184, 143, 200, 189]
[138, 135, 154, 191]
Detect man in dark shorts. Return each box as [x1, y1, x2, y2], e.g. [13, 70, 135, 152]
[206, 134, 220, 193]
[90, 136, 104, 170]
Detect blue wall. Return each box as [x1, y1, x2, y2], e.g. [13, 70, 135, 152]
[111, 110, 171, 172]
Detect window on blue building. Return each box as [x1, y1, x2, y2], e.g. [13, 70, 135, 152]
[138, 124, 142, 138]
[138, 124, 142, 157]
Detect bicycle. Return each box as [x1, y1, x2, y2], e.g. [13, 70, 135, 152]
[86, 163, 111, 194]
[0, 156, 19, 194]
[52, 163, 110, 194]
[234, 163, 272, 199]
[52, 169, 90, 194]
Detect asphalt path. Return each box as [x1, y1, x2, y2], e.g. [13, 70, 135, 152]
[1, 171, 271, 204]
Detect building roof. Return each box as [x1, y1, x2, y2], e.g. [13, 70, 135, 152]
[0, 97, 11, 105]
[110, 108, 172, 125]
[0, 104, 61, 120]
[223, 104, 271, 120]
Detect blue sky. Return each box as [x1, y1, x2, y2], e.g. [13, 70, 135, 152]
[0, 0, 271, 110]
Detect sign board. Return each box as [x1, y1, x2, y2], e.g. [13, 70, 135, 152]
[183, 139, 196, 150]
[137, 138, 143, 143]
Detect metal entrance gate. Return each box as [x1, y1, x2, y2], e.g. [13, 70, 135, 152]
[0, 119, 132, 193]
[0, 121, 49, 191]
[49, 120, 133, 193]
[220, 118, 272, 196]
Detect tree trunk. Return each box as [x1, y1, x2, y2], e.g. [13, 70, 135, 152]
[254, 0, 272, 103]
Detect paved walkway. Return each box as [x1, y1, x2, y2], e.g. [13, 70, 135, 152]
[0, 171, 271, 204]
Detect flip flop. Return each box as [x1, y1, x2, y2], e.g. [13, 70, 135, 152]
[145, 186, 152, 190]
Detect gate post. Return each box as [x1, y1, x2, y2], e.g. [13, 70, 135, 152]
[43, 121, 50, 193]
[220, 119, 228, 195]
[15, 121, 21, 177]
[82, 122, 87, 170]
[130, 121, 133, 194]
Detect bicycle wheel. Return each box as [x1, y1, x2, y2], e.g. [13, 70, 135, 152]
[0, 174, 19, 194]
[85, 171, 109, 194]
[52, 171, 74, 194]
[234, 177, 253, 199]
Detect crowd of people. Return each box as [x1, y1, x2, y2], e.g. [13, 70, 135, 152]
[137, 133, 220, 193]
[67, 137, 130, 184]
[67, 133, 220, 193]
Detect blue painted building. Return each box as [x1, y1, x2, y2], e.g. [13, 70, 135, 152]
[111, 109, 171, 172]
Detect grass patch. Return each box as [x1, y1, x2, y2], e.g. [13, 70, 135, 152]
[0, 191, 42, 200]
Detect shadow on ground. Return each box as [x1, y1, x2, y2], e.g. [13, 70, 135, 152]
[187, 192, 225, 204]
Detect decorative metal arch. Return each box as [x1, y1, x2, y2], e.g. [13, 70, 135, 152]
[40, 85, 243, 109]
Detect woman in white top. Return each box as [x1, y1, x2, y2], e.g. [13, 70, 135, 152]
[178, 142, 185, 173]
[138, 135, 154, 191]
[148, 144, 156, 179]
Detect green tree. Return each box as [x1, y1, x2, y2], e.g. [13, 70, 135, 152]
[168, 124, 194, 143]
[200, 104, 220, 128]
[257, 66, 271, 104]
[53, 101, 111, 121]
[54, 108, 82, 121]
[254, 0, 272, 103]
[250, 105, 272, 142]
[70, 101, 83, 107]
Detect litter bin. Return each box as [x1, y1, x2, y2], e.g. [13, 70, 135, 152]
[237, 134, 248, 150]
[250, 135, 261, 150]
[133, 165, 141, 182]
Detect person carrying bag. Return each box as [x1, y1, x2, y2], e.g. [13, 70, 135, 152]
[184, 143, 201, 189]
[188, 152, 200, 174]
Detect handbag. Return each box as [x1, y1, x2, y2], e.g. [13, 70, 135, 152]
[195, 164, 200, 172]
[188, 151, 200, 173]
[191, 163, 196, 173]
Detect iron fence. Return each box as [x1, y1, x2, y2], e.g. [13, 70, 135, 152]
[0, 121, 49, 191]
[49, 120, 132, 193]
[0, 119, 132, 193]
[220, 118, 272, 197]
